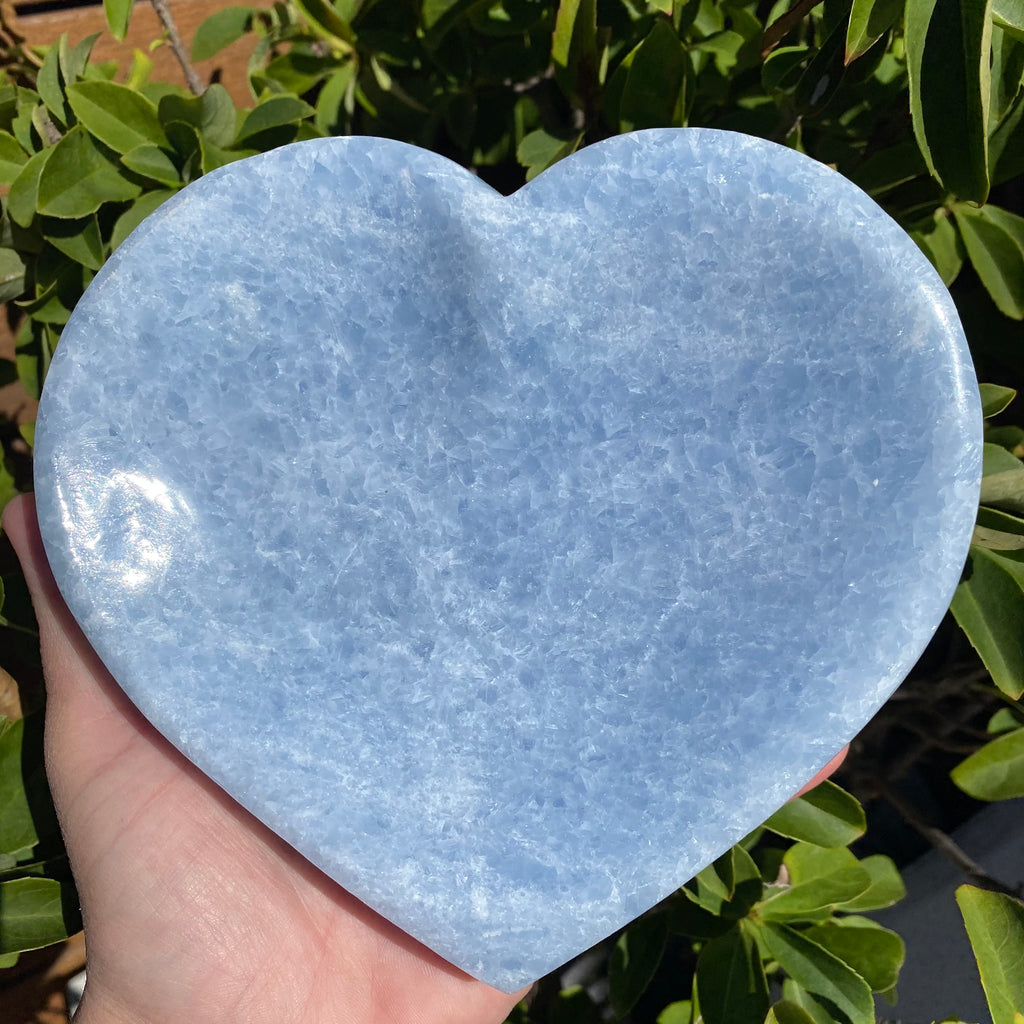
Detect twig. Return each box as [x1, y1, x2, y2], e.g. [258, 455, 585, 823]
[149, 0, 203, 95]
[877, 782, 1023, 898]
[761, 0, 824, 57]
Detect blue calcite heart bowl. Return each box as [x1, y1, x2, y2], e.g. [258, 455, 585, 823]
[35, 129, 981, 990]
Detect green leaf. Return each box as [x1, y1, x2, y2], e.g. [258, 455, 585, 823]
[0, 875, 80, 954]
[40, 215, 104, 270]
[762, 779, 866, 847]
[609, 912, 668, 1017]
[103, 0, 134, 41]
[906, 0, 992, 203]
[957, 885, 1024, 1024]
[952, 727, 1024, 800]
[0, 718, 37, 857]
[8, 148, 53, 228]
[552, 0, 600, 102]
[988, 707, 1023, 733]
[59, 32, 100, 85]
[658, 1001, 693, 1024]
[994, 0, 1024, 41]
[981, 442, 1024, 512]
[235, 95, 315, 145]
[517, 128, 583, 180]
[696, 925, 769, 1024]
[982, 383, 1018, 418]
[294, 0, 355, 45]
[159, 85, 237, 149]
[846, 0, 904, 63]
[838, 855, 906, 912]
[110, 188, 178, 250]
[990, 24, 1024, 121]
[759, 923, 874, 1024]
[192, 6, 257, 61]
[803, 918, 905, 992]
[66, 81, 167, 155]
[667, 890, 735, 939]
[36, 43, 69, 128]
[0, 131, 27, 185]
[910, 209, 965, 285]
[764, 1001, 820, 1024]
[121, 143, 181, 186]
[614, 19, 689, 131]
[315, 62, 357, 134]
[755, 866, 871, 921]
[37, 127, 141, 219]
[954, 204, 1024, 319]
[951, 546, 1024, 698]
[0, 248, 25, 304]
[686, 844, 764, 919]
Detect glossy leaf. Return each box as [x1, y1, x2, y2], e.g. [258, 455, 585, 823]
[759, 923, 874, 1024]
[994, 0, 1024, 41]
[838, 854, 906, 912]
[981, 442, 1024, 512]
[764, 1001, 819, 1024]
[192, 6, 258, 61]
[951, 545, 1024, 698]
[957, 885, 1024, 1024]
[121, 143, 181, 186]
[0, 131, 27, 185]
[910, 209, 964, 285]
[66, 81, 168, 154]
[696, 925, 770, 1024]
[315, 62, 357, 134]
[955, 204, 1024, 319]
[0, 248, 25, 304]
[0, 718, 35, 857]
[803, 918, 905, 992]
[294, 0, 355, 46]
[159, 85, 236, 149]
[952, 726, 1024, 800]
[36, 43, 69, 128]
[103, 0, 134, 40]
[517, 129, 582, 180]
[59, 32, 100, 85]
[982, 383, 1018, 418]
[990, 25, 1024, 122]
[687, 844, 764, 919]
[552, 0, 599, 102]
[7, 148, 54, 228]
[110, 188, 177, 251]
[236, 95, 315, 145]
[762, 780, 866, 847]
[846, 0, 904, 63]
[754, 866, 871, 921]
[41, 215, 104, 270]
[0, 875, 80, 954]
[614, 19, 689, 131]
[609, 912, 668, 1017]
[906, 0, 992, 203]
[37, 127, 141, 219]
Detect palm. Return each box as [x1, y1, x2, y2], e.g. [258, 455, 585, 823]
[5, 496, 521, 1024]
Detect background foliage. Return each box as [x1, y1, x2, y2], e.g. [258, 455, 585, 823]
[1, 0, 1024, 1021]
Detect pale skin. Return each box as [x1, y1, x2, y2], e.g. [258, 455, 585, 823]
[2, 493, 845, 1024]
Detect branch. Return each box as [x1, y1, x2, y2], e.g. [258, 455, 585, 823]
[149, 0, 203, 95]
[878, 782, 1022, 899]
[761, 0, 824, 57]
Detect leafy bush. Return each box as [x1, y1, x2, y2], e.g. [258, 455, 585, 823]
[1, 1, 1024, 1020]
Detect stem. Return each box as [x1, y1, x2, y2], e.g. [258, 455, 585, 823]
[878, 782, 1023, 899]
[148, 0, 203, 95]
[761, 0, 824, 57]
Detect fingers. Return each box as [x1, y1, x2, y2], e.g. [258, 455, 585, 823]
[793, 745, 848, 799]
[2, 494, 114, 710]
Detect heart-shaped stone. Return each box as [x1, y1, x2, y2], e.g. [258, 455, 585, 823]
[35, 129, 980, 990]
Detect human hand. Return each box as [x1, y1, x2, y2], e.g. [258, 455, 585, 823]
[3, 493, 844, 1024]
[3, 494, 525, 1024]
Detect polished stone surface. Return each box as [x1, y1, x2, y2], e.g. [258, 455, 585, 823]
[34, 129, 981, 990]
